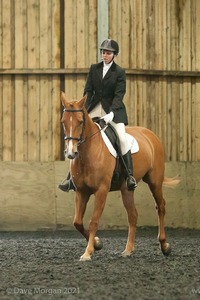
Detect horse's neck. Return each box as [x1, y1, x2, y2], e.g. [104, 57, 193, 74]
[80, 118, 102, 156]
[84, 117, 99, 137]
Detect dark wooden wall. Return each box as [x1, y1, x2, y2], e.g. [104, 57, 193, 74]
[0, 0, 200, 162]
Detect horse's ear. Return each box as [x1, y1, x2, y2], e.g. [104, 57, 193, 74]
[79, 94, 87, 108]
[61, 91, 67, 107]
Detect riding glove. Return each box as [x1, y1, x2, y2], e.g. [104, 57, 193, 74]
[102, 111, 114, 124]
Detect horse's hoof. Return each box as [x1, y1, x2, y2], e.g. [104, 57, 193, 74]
[121, 250, 133, 257]
[79, 255, 92, 261]
[161, 243, 172, 256]
[94, 236, 103, 251]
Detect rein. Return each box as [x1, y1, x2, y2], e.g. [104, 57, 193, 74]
[63, 109, 105, 145]
[81, 121, 105, 144]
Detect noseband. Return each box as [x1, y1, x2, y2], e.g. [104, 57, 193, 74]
[63, 108, 85, 146]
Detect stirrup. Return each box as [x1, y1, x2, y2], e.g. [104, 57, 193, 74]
[58, 180, 71, 192]
[126, 176, 137, 191]
[58, 178, 75, 192]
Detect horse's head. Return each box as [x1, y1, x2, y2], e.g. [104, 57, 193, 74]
[61, 92, 87, 159]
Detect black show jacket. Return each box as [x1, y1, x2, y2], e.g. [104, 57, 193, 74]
[84, 61, 128, 125]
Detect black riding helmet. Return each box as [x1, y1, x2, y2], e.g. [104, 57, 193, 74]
[100, 39, 119, 55]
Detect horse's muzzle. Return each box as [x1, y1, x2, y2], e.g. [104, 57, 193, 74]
[64, 139, 79, 159]
[64, 149, 78, 159]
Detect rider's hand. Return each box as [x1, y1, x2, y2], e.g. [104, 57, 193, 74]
[102, 112, 114, 124]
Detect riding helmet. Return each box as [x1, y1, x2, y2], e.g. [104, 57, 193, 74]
[100, 39, 119, 55]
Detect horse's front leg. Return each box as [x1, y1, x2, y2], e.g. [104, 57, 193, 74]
[73, 191, 90, 241]
[121, 185, 138, 257]
[80, 188, 108, 261]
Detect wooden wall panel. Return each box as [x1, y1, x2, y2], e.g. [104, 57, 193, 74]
[14, 76, 25, 160]
[0, 78, 2, 160]
[65, 0, 77, 68]
[2, 79, 13, 161]
[0, 0, 200, 162]
[193, 79, 200, 161]
[193, 0, 200, 69]
[27, 0, 39, 68]
[0, 0, 61, 162]
[1, 0, 12, 68]
[110, 0, 200, 162]
[27, 76, 40, 161]
[64, 0, 97, 69]
[125, 74, 200, 162]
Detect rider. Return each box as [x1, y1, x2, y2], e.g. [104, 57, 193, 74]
[58, 39, 137, 192]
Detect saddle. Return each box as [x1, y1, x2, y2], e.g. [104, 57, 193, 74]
[92, 118, 122, 154]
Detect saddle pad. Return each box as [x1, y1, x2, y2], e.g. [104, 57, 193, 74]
[95, 123, 139, 158]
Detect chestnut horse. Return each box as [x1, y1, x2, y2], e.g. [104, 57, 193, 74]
[61, 92, 179, 261]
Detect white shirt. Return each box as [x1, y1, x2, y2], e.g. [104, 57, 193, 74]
[103, 61, 113, 78]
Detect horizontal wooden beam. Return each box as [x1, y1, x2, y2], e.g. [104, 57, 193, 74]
[126, 69, 200, 77]
[0, 68, 89, 75]
[0, 68, 200, 77]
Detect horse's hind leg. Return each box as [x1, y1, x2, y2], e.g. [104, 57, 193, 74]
[121, 186, 138, 257]
[149, 183, 171, 256]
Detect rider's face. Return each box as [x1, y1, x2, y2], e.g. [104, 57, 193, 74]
[101, 50, 114, 64]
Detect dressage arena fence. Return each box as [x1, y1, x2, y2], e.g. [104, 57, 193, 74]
[0, 0, 200, 230]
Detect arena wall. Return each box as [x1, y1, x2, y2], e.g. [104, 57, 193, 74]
[0, 161, 199, 231]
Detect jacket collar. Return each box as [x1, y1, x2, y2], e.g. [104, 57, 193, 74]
[103, 61, 116, 80]
[96, 61, 116, 80]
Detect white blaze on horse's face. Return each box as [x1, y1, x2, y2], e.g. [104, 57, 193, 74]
[64, 115, 78, 159]
[61, 104, 84, 160]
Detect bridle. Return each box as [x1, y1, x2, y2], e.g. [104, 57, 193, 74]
[62, 108, 106, 146]
[63, 108, 86, 146]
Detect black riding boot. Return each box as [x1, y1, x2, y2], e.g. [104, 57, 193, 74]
[58, 173, 75, 192]
[122, 150, 137, 191]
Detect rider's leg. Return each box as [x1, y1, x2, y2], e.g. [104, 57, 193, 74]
[58, 172, 76, 192]
[122, 150, 137, 190]
[110, 122, 137, 190]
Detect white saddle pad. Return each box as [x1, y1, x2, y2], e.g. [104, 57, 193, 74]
[95, 124, 139, 158]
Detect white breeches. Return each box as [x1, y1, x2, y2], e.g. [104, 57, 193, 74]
[110, 121, 130, 155]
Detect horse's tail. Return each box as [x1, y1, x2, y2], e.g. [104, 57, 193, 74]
[163, 176, 180, 188]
